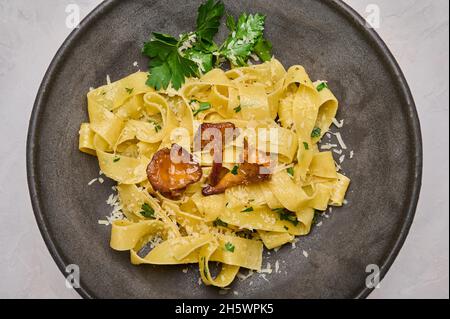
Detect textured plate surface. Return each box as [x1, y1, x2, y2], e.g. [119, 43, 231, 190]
[27, 0, 422, 298]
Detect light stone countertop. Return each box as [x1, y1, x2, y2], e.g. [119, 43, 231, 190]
[0, 0, 448, 298]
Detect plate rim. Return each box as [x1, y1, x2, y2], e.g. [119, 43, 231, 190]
[26, 0, 423, 299]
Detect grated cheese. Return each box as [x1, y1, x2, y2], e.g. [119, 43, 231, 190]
[106, 74, 111, 85]
[320, 143, 338, 150]
[332, 132, 347, 150]
[302, 250, 309, 258]
[88, 178, 98, 186]
[332, 118, 344, 128]
[349, 150, 354, 159]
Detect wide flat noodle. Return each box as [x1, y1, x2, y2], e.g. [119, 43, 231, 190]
[80, 58, 350, 288]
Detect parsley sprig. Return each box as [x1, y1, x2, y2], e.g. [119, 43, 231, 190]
[142, 0, 272, 90]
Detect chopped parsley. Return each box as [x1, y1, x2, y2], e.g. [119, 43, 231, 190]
[148, 119, 162, 132]
[316, 82, 328, 92]
[241, 207, 254, 213]
[286, 167, 294, 177]
[213, 218, 228, 227]
[311, 127, 322, 138]
[234, 105, 242, 113]
[274, 208, 299, 226]
[230, 165, 239, 175]
[224, 242, 235, 252]
[140, 203, 155, 218]
[113, 156, 121, 163]
[303, 142, 309, 150]
[193, 102, 211, 116]
[284, 226, 289, 231]
[125, 87, 134, 94]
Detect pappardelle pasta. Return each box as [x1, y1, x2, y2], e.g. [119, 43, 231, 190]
[78, 58, 350, 287]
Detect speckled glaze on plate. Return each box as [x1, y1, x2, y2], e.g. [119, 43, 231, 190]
[27, 0, 422, 299]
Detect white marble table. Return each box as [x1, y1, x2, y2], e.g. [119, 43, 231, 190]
[0, 0, 448, 298]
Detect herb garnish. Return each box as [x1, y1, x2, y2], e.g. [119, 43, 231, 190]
[125, 87, 134, 94]
[273, 208, 299, 226]
[193, 102, 211, 116]
[316, 82, 328, 92]
[234, 105, 242, 113]
[230, 165, 239, 175]
[113, 156, 121, 163]
[303, 142, 309, 150]
[140, 203, 155, 218]
[311, 127, 322, 138]
[286, 167, 294, 177]
[142, 0, 272, 90]
[213, 218, 228, 227]
[241, 207, 254, 213]
[224, 242, 235, 252]
[148, 119, 162, 132]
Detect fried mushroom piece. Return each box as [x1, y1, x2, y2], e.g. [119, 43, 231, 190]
[202, 162, 270, 196]
[195, 122, 239, 186]
[195, 122, 237, 152]
[147, 144, 202, 199]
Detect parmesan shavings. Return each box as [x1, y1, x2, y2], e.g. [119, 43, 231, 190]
[332, 132, 347, 150]
[320, 143, 337, 150]
[332, 118, 344, 128]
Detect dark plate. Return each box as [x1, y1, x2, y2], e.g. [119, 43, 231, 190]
[27, 0, 422, 298]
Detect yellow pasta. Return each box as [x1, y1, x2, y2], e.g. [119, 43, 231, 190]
[78, 58, 350, 288]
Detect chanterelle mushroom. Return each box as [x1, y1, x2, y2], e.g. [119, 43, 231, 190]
[202, 162, 270, 196]
[147, 144, 202, 199]
[202, 139, 272, 196]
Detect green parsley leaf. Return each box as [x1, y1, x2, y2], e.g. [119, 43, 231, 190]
[241, 207, 254, 213]
[284, 226, 289, 231]
[148, 119, 162, 133]
[224, 242, 235, 252]
[287, 167, 294, 177]
[183, 48, 214, 73]
[226, 14, 236, 31]
[143, 33, 199, 90]
[236, 229, 254, 239]
[254, 37, 273, 62]
[230, 165, 239, 175]
[113, 156, 120, 163]
[125, 87, 134, 94]
[193, 101, 211, 116]
[140, 203, 155, 218]
[303, 142, 309, 150]
[311, 127, 322, 138]
[316, 82, 328, 92]
[279, 210, 299, 226]
[195, 0, 225, 41]
[220, 13, 266, 66]
[213, 218, 228, 227]
[233, 105, 242, 113]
